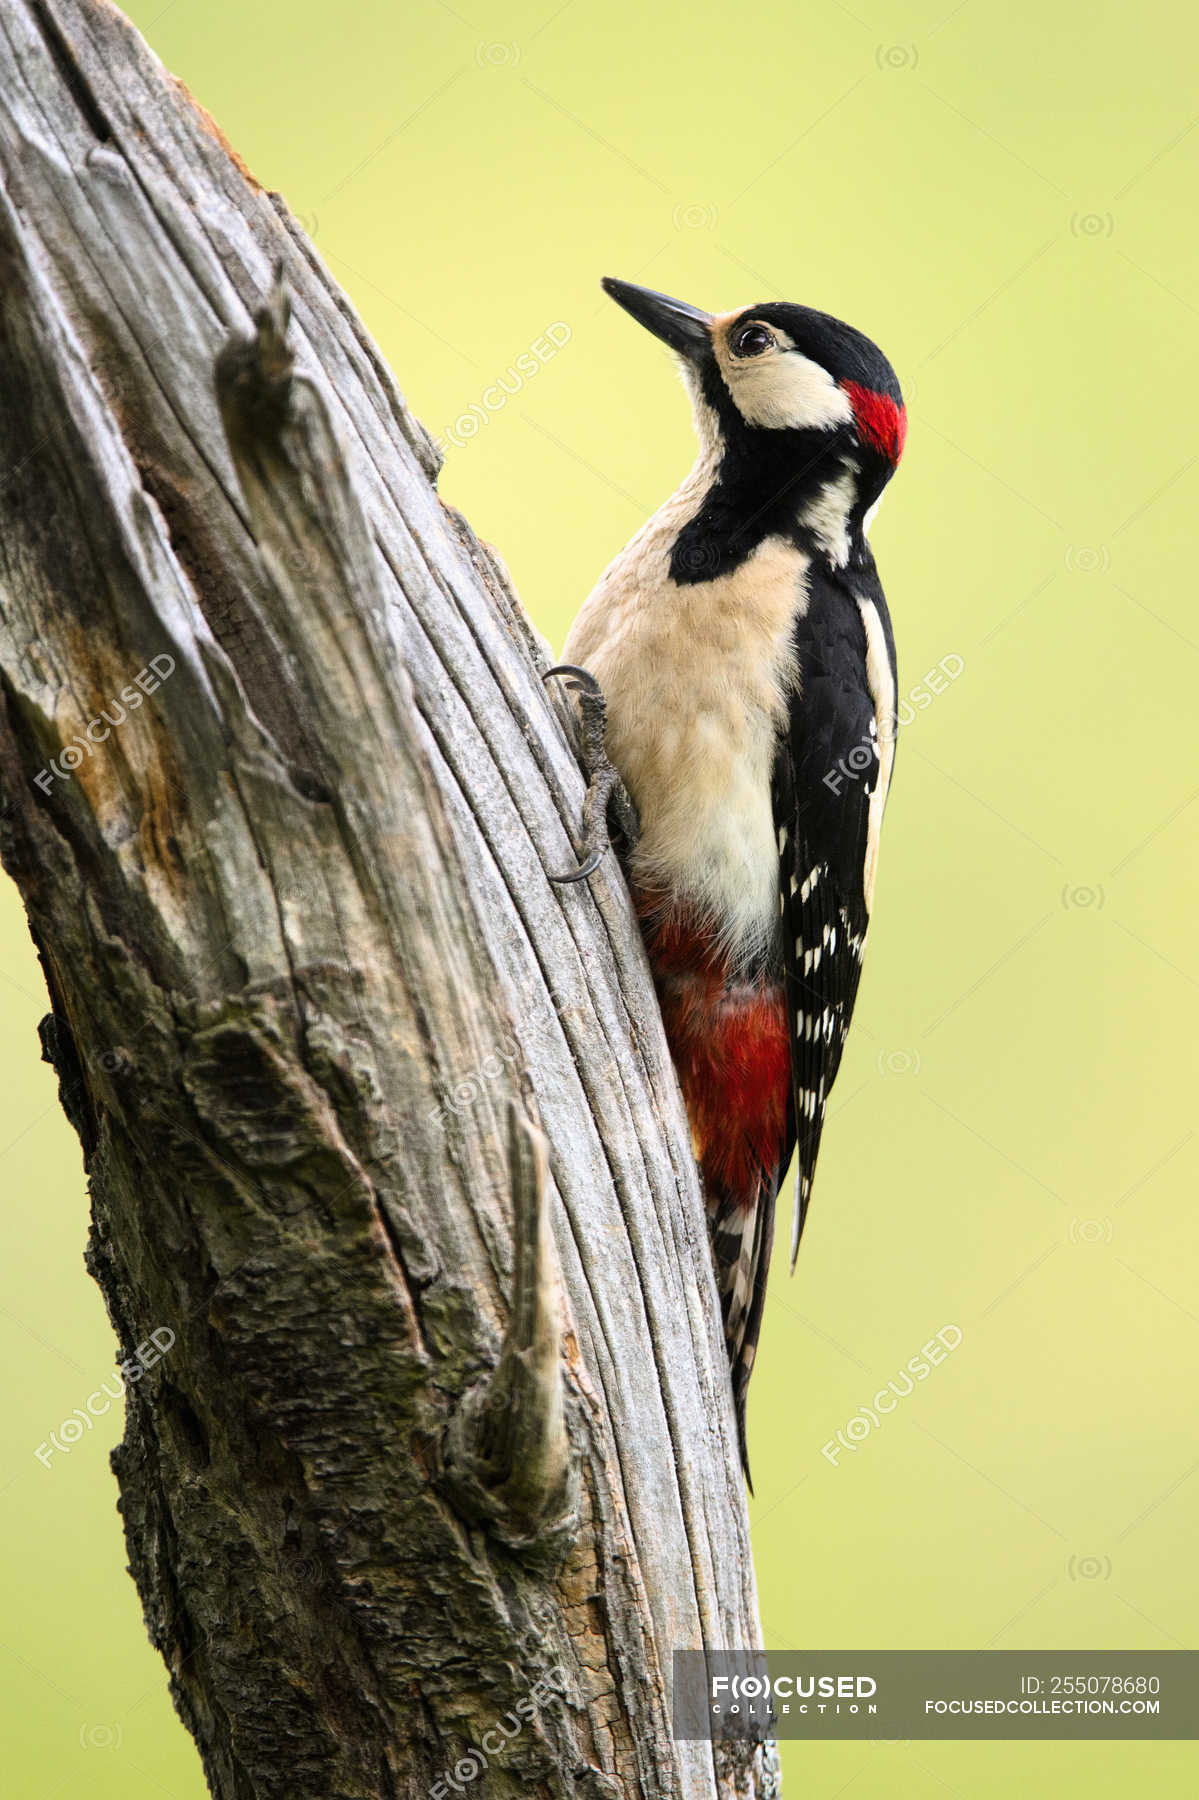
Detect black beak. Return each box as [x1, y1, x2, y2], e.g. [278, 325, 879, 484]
[601, 277, 713, 359]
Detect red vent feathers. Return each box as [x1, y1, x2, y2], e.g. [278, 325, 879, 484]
[842, 381, 907, 465]
[635, 890, 791, 1207]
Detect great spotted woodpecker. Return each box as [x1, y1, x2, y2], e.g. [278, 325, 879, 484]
[549, 278, 905, 1479]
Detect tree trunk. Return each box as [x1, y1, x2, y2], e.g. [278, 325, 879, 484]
[0, 3, 773, 1797]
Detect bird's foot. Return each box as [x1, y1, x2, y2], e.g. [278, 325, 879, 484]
[543, 664, 638, 883]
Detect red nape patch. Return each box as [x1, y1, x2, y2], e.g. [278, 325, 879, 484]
[841, 381, 907, 465]
[635, 890, 791, 1210]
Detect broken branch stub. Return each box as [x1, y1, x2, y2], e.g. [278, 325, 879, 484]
[442, 1102, 580, 1562]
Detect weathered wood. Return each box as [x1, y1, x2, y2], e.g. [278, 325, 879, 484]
[0, 3, 775, 1795]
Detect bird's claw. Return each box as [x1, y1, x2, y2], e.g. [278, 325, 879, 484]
[543, 664, 635, 884]
[543, 663, 602, 699]
[549, 845, 606, 885]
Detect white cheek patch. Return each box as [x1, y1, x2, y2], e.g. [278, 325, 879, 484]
[715, 326, 854, 433]
[731, 352, 854, 431]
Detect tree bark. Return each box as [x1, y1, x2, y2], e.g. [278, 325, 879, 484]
[0, 4, 773, 1796]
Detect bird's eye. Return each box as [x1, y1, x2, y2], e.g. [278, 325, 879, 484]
[731, 323, 774, 358]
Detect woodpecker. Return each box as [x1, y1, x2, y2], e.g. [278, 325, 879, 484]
[550, 277, 905, 1480]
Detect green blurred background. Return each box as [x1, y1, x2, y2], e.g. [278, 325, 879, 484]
[3, 0, 1196, 1793]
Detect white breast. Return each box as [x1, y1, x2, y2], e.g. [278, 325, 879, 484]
[564, 492, 808, 969]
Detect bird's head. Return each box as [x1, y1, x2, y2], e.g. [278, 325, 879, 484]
[602, 276, 905, 558]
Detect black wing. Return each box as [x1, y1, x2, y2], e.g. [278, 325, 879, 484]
[772, 560, 897, 1263]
